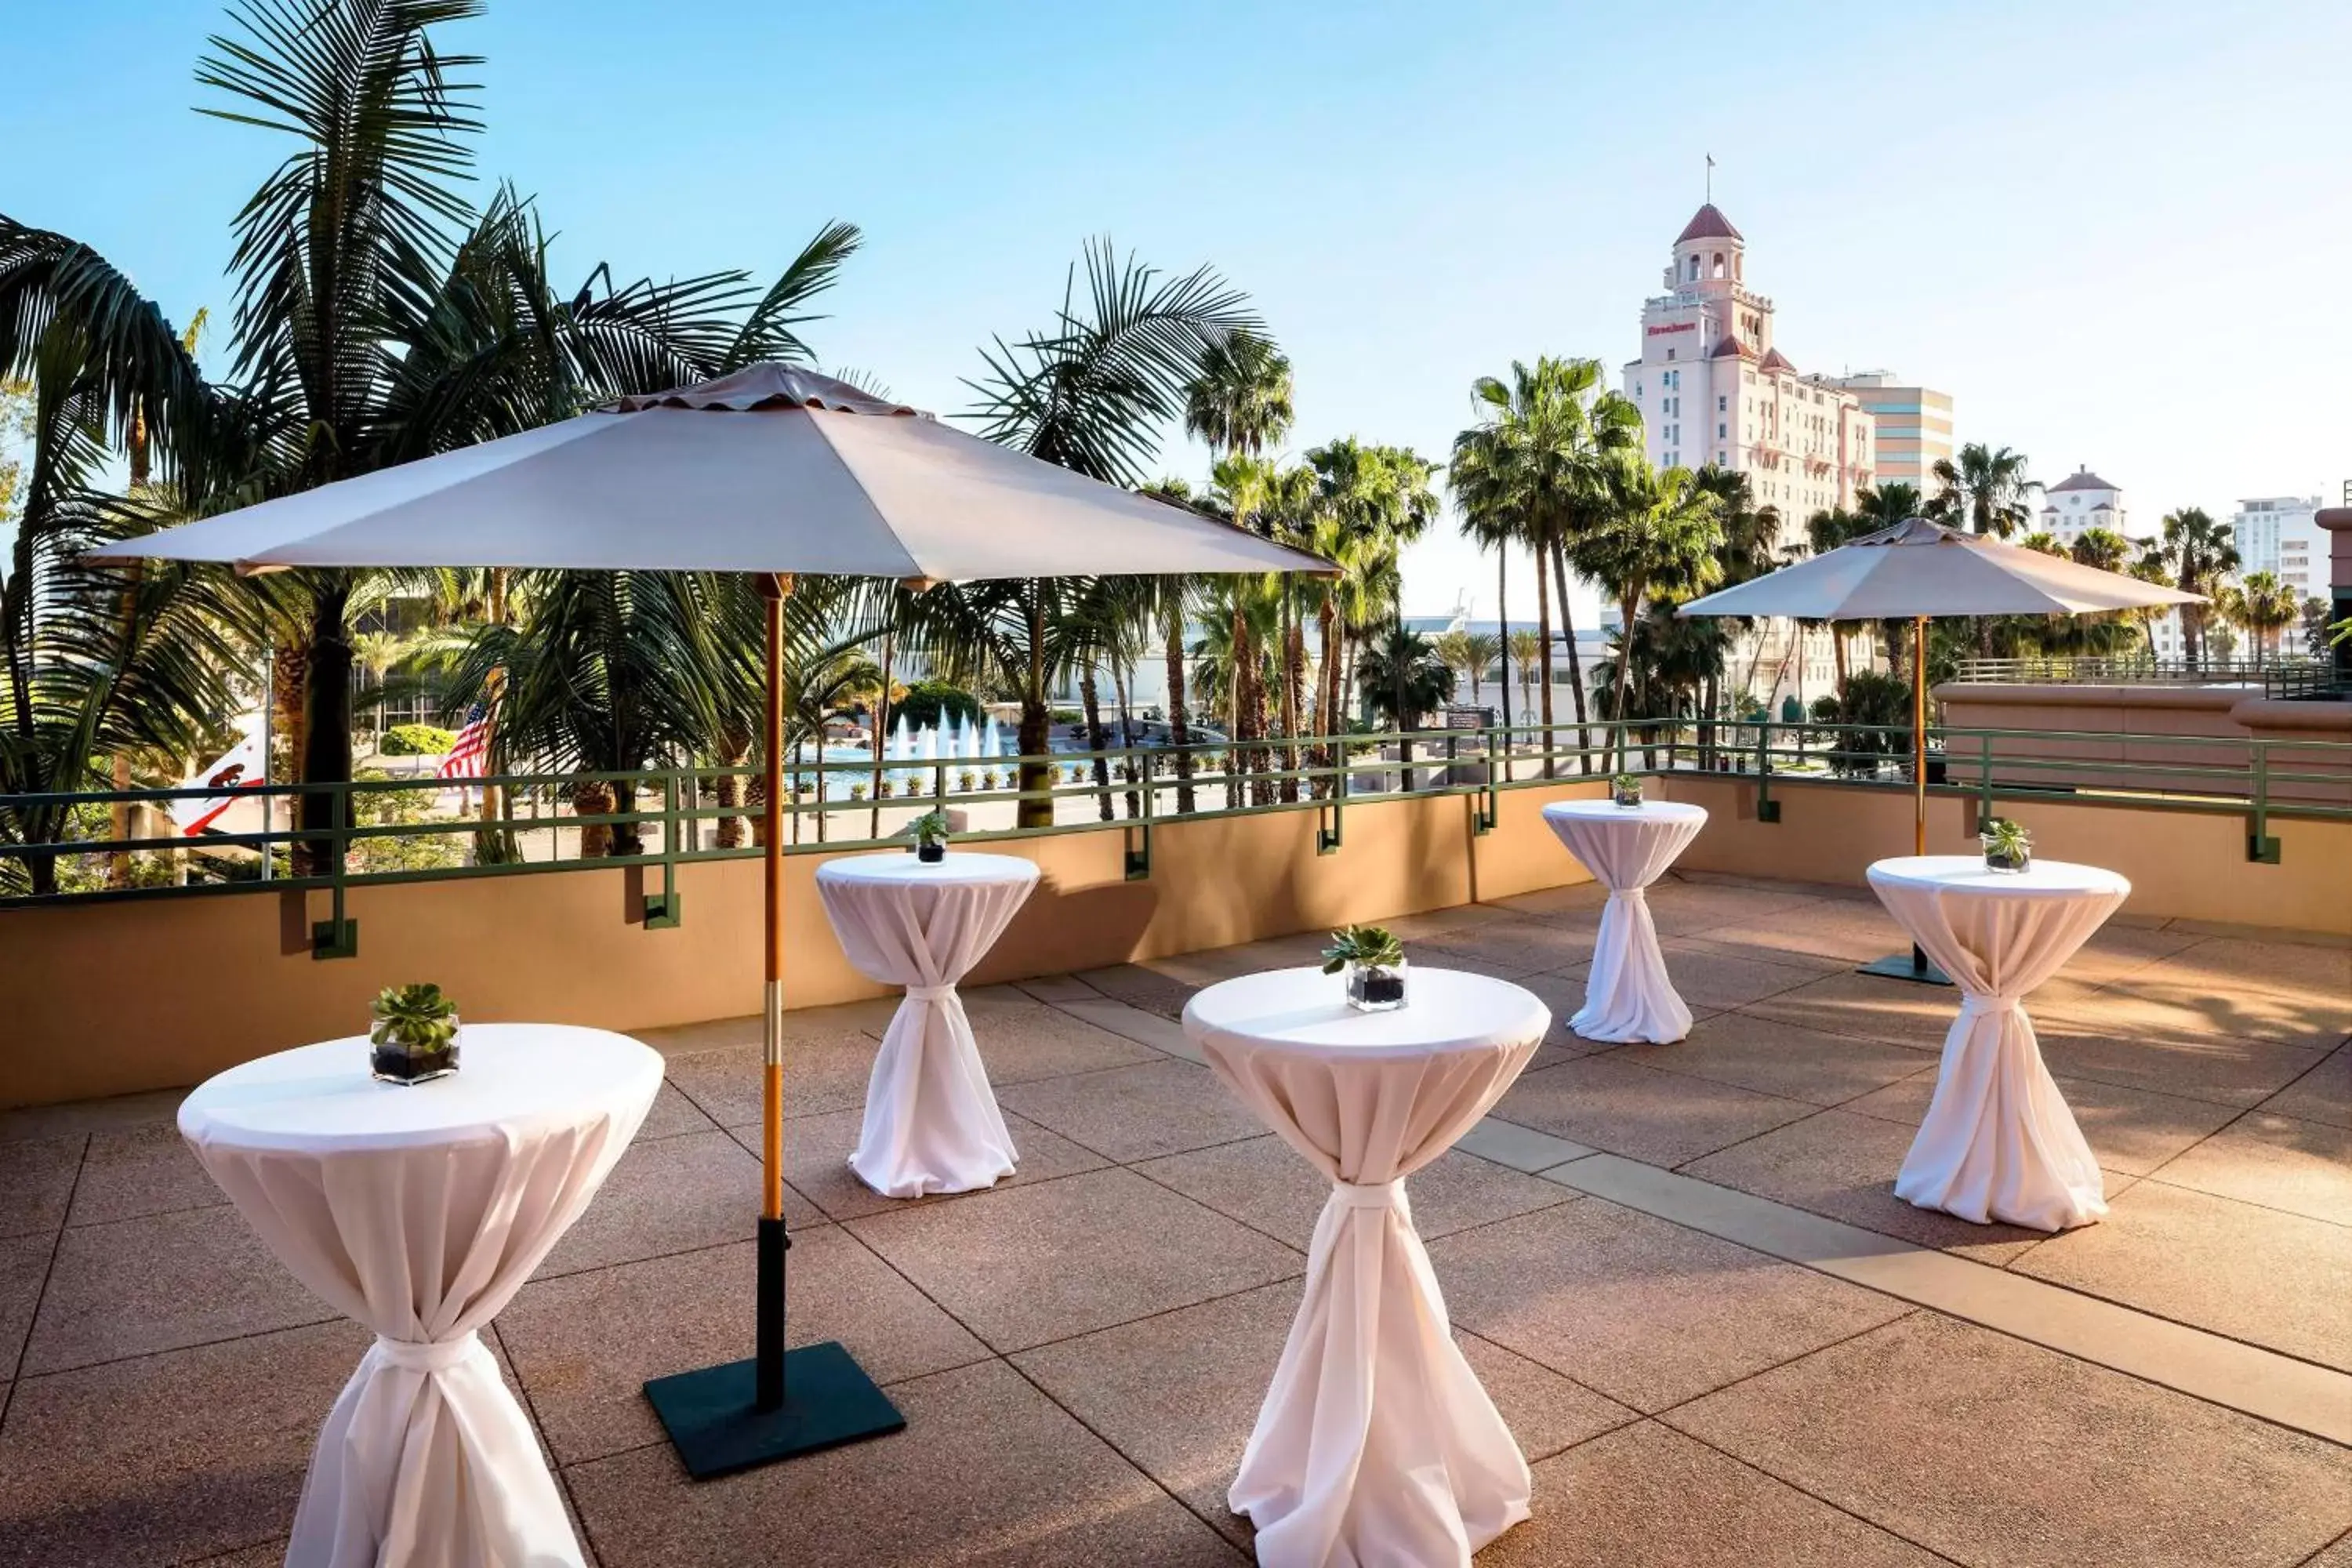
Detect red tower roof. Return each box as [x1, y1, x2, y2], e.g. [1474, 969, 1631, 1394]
[1675, 204, 1744, 244]
[1760, 347, 1796, 372]
[1710, 335, 1753, 360]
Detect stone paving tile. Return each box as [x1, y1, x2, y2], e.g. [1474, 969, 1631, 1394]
[565, 1359, 1244, 1567]
[1479, 881, 1609, 923]
[537, 1129, 811, 1280]
[1479, 967, 1642, 1065]
[1426, 1198, 1911, 1413]
[634, 1082, 718, 1142]
[658, 1027, 885, 1127]
[1840, 1065, 2245, 1177]
[21, 1203, 332, 1375]
[1131, 1134, 1573, 1251]
[1638, 881, 1829, 937]
[2056, 921, 2211, 985]
[2028, 1014, 2332, 1109]
[759, 1106, 1109, 1223]
[1664, 1312, 2352, 1568]
[1612, 1013, 1936, 1108]
[1651, 938, 1829, 1011]
[1414, 919, 1595, 976]
[1071, 963, 1198, 1021]
[1681, 898, 1910, 966]
[0, 1319, 369, 1568]
[0, 1232, 50, 1381]
[844, 1168, 1301, 1353]
[1011, 1279, 1633, 1551]
[1739, 967, 1980, 1053]
[2158, 935, 2352, 1004]
[498, 1229, 989, 1465]
[994, 1058, 1263, 1163]
[0, 1090, 183, 1145]
[2260, 1045, 2350, 1130]
[0, 1134, 81, 1239]
[2011, 1180, 2352, 1370]
[964, 999, 1164, 1084]
[1682, 1109, 2063, 1266]
[64, 1122, 223, 1229]
[2045, 975, 2348, 1051]
[1496, 1056, 1817, 1168]
[1455, 1118, 1595, 1174]
[1480, 1419, 1944, 1567]
[2143, 1111, 2352, 1225]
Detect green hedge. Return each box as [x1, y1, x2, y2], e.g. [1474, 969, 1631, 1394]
[381, 723, 458, 756]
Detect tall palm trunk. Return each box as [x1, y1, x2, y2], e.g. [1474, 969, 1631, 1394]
[1831, 625, 1849, 692]
[1495, 550, 1512, 756]
[1016, 593, 1054, 829]
[1533, 532, 1556, 778]
[1317, 599, 1342, 799]
[714, 724, 749, 848]
[1551, 536, 1592, 773]
[1082, 664, 1112, 822]
[1280, 604, 1305, 804]
[1163, 604, 1196, 814]
[1112, 657, 1141, 819]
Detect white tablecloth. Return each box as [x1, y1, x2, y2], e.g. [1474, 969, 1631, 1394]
[1184, 966, 1550, 1568]
[1867, 855, 2131, 1231]
[178, 1024, 662, 1568]
[816, 851, 1041, 1197]
[1541, 798, 1708, 1043]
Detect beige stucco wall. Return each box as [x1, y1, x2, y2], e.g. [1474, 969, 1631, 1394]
[1654, 773, 2351, 935]
[0, 779, 1607, 1108]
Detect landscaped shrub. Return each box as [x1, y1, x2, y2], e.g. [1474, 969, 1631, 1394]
[1819, 672, 1911, 776]
[893, 681, 982, 731]
[380, 723, 458, 756]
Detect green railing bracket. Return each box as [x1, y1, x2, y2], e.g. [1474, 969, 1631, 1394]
[644, 889, 683, 928]
[1124, 822, 1151, 881]
[644, 773, 683, 926]
[1317, 800, 1343, 855]
[2248, 743, 2279, 863]
[2248, 833, 2281, 866]
[1753, 727, 1780, 822]
[311, 916, 358, 960]
[1472, 732, 1498, 835]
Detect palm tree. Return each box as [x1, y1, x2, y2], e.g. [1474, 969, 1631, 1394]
[2019, 532, 2067, 558]
[955, 240, 1263, 826]
[1804, 506, 1866, 690]
[1305, 439, 1437, 769]
[1851, 482, 1925, 674]
[2233, 572, 2298, 666]
[2124, 554, 2176, 661]
[2145, 508, 2241, 667]
[5, 4, 865, 873]
[1184, 332, 1293, 459]
[2071, 527, 2131, 574]
[1459, 632, 1500, 704]
[1356, 627, 1453, 787]
[1452, 358, 1638, 774]
[1930, 444, 2036, 538]
[1576, 458, 1724, 752]
[1507, 628, 1542, 726]
[1690, 465, 1781, 724]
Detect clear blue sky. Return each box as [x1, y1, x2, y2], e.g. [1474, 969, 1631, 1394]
[7, 1, 2347, 616]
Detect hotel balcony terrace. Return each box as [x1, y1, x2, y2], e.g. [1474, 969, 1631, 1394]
[1, 720, 2346, 1566]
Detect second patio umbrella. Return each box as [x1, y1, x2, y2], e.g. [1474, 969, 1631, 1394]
[90, 362, 1334, 1475]
[1675, 517, 2201, 981]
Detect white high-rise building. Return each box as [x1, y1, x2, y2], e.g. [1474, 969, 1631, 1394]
[2230, 495, 2326, 601]
[1620, 204, 1878, 709]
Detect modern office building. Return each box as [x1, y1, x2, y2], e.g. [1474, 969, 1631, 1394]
[1828, 372, 1954, 494]
[2230, 495, 2327, 601]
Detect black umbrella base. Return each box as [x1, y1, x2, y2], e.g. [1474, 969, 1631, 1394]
[1858, 946, 1954, 987]
[644, 1341, 905, 1479]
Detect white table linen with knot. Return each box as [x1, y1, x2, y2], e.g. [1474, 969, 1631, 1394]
[815, 851, 1041, 1197]
[1541, 799, 1708, 1043]
[177, 1024, 662, 1568]
[1185, 966, 1551, 1568]
[1867, 855, 2131, 1231]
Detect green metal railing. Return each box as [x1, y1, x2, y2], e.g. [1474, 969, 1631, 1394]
[1954, 655, 2338, 700]
[5, 717, 2347, 953]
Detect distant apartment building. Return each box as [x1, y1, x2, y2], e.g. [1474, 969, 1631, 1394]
[2038, 468, 2135, 546]
[2230, 495, 2327, 601]
[1827, 372, 1953, 495]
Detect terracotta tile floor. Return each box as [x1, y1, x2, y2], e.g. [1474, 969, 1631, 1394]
[1, 873, 2347, 1566]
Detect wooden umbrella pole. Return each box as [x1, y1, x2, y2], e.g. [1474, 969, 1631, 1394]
[1912, 615, 1928, 857]
[757, 571, 795, 1410]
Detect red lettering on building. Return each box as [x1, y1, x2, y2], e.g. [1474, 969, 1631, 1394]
[1646, 322, 1696, 336]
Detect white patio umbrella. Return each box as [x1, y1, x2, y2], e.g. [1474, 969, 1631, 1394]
[89, 362, 1333, 1476]
[1675, 517, 2201, 980]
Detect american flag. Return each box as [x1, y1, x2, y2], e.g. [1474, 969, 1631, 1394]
[436, 706, 492, 781]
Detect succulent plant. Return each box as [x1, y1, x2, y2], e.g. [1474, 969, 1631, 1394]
[1320, 924, 1406, 974]
[371, 982, 458, 1054]
[1981, 817, 2032, 862]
